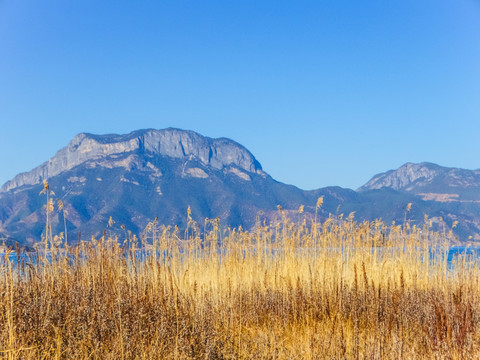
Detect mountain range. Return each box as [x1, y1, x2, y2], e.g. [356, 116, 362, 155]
[1, 128, 479, 247]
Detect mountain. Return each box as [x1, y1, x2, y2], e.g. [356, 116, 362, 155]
[359, 162, 480, 202]
[0, 128, 357, 246]
[1, 129, 479, 247]
[358, 162, 480, 240]
[1, 129, 265, 193]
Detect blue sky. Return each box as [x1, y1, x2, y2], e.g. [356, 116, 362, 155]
[1, 0, 479, 190]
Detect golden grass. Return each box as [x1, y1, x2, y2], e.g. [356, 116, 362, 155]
[1, 210, 479, 359]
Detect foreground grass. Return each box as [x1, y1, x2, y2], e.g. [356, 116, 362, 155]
[1, 212, 479, 359]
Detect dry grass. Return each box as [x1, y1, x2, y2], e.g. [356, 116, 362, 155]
[1, 208, 480, 359]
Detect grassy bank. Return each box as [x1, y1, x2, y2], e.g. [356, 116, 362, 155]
[0, 210, 479, 359]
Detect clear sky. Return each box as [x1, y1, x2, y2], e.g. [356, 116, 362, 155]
[1, 0, 479, 190]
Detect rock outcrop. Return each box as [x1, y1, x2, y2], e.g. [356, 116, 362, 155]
[0, 128, 265, 192]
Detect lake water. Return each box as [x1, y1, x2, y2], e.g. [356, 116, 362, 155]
[2, 246, 480, 266]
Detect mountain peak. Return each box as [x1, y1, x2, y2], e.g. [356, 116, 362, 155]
[0, 128, 264, 193]
[359, 162, 480, 195]
[358, 162, 441, 191]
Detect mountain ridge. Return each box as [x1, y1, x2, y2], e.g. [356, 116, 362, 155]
[1, 128, 265, 193]
[1, 128, 480, 246]
[359, 162, 480, 202]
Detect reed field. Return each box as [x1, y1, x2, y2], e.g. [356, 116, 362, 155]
[1, 197, 480, 359]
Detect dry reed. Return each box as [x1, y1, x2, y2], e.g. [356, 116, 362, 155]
[0, 205, 479, 359]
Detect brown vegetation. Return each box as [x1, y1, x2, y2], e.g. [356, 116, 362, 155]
[0, 201, 479, 359]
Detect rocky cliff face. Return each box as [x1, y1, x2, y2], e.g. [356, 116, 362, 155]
[0, 128, 265, 193]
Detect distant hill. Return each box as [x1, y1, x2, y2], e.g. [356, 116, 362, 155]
[1, 129, 479, 246]
[358, 162, 480, 240]
[359, 162, 480, 202]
